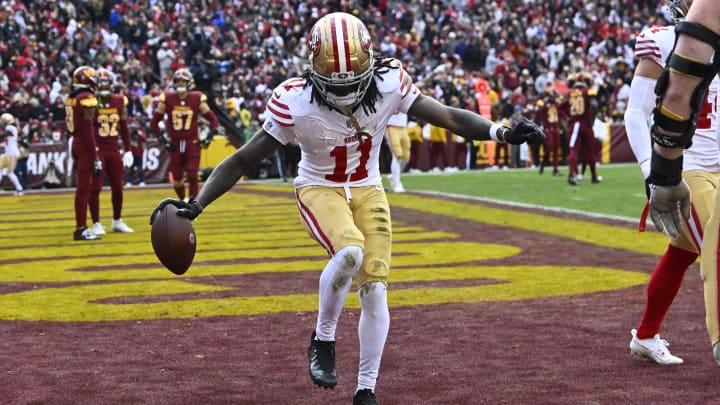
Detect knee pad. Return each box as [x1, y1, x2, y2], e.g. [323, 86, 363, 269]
[652, 21, 720, 149]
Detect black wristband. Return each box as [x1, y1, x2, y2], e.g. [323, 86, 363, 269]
[648, 150, 683, 186]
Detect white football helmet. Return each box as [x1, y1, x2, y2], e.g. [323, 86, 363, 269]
[307, 12, 375, 109]
[0, 112, 14, 127]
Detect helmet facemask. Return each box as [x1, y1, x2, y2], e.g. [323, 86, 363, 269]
[97, 69, 114, 98]
[666, 0, 692, 23]
[173, 69, 194, 95]
[307, 13, 375, 110]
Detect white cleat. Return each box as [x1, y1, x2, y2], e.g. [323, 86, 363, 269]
[112, 219, 134, 233]
[387, 175, 406, 193]
[92, 222, 106, 235]
[629, 329, 683, 365]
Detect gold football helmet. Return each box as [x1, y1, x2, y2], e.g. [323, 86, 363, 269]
[307, 12, 375, 109]
[97, 68, 114, 98]
[0, 112, 14, 127]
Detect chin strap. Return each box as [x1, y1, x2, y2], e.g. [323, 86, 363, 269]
[345, 107, 372, 142]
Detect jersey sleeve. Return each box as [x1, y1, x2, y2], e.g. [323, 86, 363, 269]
[633, 29, 663, 67]
[79, 96, 98, 108]
[377, 60, 420, 114]
[397, 67, 421, 113]
[262, 80, 301, 145]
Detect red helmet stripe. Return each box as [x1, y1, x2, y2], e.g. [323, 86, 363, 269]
[340, 16, 351, 72]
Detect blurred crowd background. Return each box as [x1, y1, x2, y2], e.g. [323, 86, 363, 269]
[0, 0, 667, 146]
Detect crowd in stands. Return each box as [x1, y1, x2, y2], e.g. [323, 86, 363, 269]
[0, 0, 670, 150]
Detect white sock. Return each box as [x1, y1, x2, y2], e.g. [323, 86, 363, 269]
[315, 245, 363, 341]
[390, 156, 401, 185]
[7, 172, 22, 191]
[357, 281, 389, 392]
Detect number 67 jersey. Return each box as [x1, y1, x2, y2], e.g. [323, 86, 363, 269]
[262, 59, 420, 188]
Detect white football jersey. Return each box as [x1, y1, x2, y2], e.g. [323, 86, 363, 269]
[2, 124, 19, 157]
[635, 25, 720, 171]
[263, 59, 420, 188]
[387, 111, 408, 127]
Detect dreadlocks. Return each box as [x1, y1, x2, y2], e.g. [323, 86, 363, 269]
[303, 56, 401, 115]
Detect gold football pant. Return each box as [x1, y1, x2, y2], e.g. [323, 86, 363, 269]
[296, 185, 391, 286]
[685, 170, 720, 346]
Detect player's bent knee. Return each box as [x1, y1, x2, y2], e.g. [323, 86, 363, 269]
[335, 245, 364, 278]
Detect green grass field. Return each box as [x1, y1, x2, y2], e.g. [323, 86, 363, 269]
[384, 163, 647, 220]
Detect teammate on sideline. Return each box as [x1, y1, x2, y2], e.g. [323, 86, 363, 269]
[644, 0, 720, 365]
[67, 66, 102, 240]
[150, 12, 543, 405]
[0, 113, 24, 195]
[89, 68, 134, 235]
[150, 68, 218, 200]
[624, 0, 719, 365]
[385, 110, 410, 193]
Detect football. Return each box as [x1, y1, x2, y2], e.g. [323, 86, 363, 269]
[151, 204, 196, 275]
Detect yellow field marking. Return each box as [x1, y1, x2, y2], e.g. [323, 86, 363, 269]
[0, 185, 654, 321]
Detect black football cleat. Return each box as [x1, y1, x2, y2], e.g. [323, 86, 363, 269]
[308, 331, 337, 389]
[353, 389, 378, 405]
[567, 175, 578, 186]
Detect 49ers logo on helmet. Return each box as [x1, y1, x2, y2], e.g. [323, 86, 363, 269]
[359, 27, 372, 52]
[308, 30, 321, 56]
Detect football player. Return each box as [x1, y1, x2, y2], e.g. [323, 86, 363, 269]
[150, 68, 218, 200]
[88, 68, 134, 235]
[624, 0, 719, 365]
[384, 111, 410, 192]
[67, 66, 102, 240]
[533, 89, 563, 177]
[645, 0, 720, 365]
[561, 72, 600, 185]
[150, 12, 544, 404]
[0, 112, 24, 195]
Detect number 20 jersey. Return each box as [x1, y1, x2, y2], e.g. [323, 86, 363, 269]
[634, 25, 720, 171]
[263, 59, 420, 188]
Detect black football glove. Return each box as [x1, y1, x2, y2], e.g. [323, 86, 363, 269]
[159, 134, 175, 151]
[200, 131, 216, 149]
[93, 159, 103, 176]
[644, 177, 652, 200]
[503, 118, 546, 145]
[149, 197, 203, 225]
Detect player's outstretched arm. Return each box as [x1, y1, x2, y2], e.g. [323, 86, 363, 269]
[407, 94, 545, 145]
[150, 129, 281, 222]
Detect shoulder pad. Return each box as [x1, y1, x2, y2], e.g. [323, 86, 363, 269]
[80, 96, 98, 108]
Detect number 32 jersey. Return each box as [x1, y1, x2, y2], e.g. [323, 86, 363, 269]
[635, 25, 720, 171]
[263, 59, 420, 188]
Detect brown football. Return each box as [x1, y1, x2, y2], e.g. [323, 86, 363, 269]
[151, 204, 196, 275]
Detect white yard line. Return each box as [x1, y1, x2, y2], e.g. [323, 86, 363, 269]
[413, 189, 639, 224]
